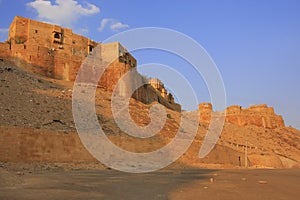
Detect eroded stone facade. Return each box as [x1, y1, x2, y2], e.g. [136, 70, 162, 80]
[4, 16, 98, 80]
[148, 78, 175, 104]
[0, 16, 180, 111]
[199, 102, 284, 129]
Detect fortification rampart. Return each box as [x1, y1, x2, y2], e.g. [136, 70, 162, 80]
[199, 102, 284, 129]
[0, 16, 180, 111]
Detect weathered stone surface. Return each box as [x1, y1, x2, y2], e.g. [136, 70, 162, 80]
[199, 102, 284, 129]
[0, 42, 10, 57]
[1, 16, 180, 111]
[0, 126, 96, 162]
[199, 102, 213, 125]
[149, 78, 175, 104]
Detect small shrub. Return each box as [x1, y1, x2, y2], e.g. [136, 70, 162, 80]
[15, 39, 24, 44]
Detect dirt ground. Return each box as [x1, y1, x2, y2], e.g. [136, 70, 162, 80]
[1, 59, 300, 168]
[0, 163, 299, 200]
[1, 57, 300, 199]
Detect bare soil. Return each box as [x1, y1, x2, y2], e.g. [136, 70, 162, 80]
[0, 163, 299, 200]
[1, 59, 300, 199]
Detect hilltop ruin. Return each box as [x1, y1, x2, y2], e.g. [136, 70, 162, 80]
[199, 102, 285, 129]
[0, 16, 286, 127]
[0, 17, 299, 170]
[0, 16, 180, 111]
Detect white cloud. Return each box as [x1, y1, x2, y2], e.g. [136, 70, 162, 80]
[98, 18, 129, 32]
[75, 28, 90, 36]
[110, 22, 129, 32]
[27, 0, 100, 27]
[98, 18, 113, 32]
[78, 28, 89, 34]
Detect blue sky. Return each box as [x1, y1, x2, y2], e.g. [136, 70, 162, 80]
[0, 0, 299, 129]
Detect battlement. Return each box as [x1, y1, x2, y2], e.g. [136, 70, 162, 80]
[199, 103, 284, 129]
[148, 78, 175, 104]
[0, 16, 180, 112]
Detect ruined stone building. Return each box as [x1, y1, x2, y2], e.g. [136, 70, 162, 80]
[0, 16, 98, 80]
[199, 102, 285, 129]
[148, 78, 175, 104]
[0, 16, 180, 111]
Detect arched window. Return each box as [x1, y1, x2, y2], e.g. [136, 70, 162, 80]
[54, 33, 60, 39]
[89, 45, 93, 53]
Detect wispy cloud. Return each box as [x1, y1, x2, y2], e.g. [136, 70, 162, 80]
[79, 28, 89, 34]
[110, 22, 129, 32]
[98, 18, 112, 32]
[27, 0, 100, 27]
[98, 18, 129, 32]
[76, 28, 89, 36]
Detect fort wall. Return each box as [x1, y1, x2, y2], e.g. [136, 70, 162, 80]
[199, 102, 284, 129]
[0, 16, 180, 111]
[0, 127, 96, 162]
[7, 16, 98, 80]
[0, 42, 10, 57]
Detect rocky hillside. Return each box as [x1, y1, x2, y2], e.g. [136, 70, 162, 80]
[0, 59, 300, 169]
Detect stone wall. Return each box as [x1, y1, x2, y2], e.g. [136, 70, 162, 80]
[199, 102, 213, 124]
[134, 84, 181, 112]
[0, 127, 95, 162]
[199, 102, 284, 129]
[0, 126, 243, 166]
[6, 17, 137, 86]
[148, 78, 175, 104]
[0, 42, 10, 58]
[1, 16, 180, 111]
[7, 16, 97, 80]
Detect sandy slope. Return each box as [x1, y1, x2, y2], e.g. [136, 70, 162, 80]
[0, 59, 300, 168]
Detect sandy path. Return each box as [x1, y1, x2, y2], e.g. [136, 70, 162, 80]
[1, 167, 299, 200]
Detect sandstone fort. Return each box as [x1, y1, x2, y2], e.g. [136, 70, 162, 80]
[0, 16, 285, 128]
[0, 16, 181, 111]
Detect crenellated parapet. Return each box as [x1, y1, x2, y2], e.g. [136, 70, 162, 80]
[0, 16, 181, 112]
[148, 78, 175, 105]
[199, 103, 285, 129]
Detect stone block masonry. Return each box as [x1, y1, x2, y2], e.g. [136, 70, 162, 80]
[7, 16, 98, 80]
[1, 16, 181, 111]
[199, 102, 284, 129]
[0, 42, 10, 57]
